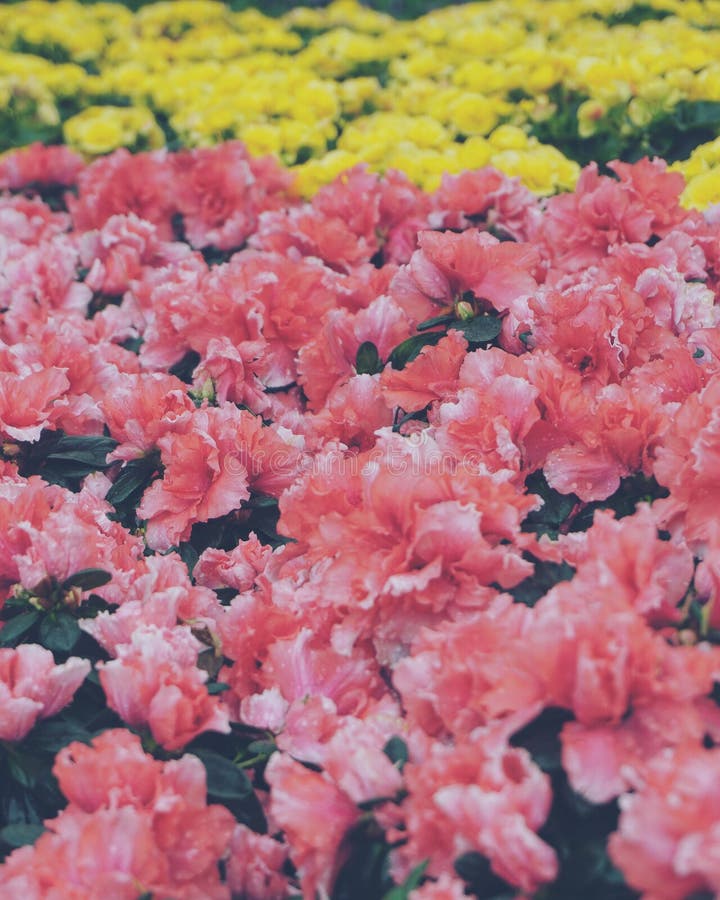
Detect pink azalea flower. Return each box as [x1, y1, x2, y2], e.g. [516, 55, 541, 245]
[0, 645, 89, 742]
[265, 751, 359, 900]
[97, 626, 230, 751]
[0, 142, 83, 190]
[610, 744, 720, 899]
[389, 725, 557, 894]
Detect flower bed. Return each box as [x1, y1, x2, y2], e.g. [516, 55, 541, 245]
[1, 136, 720, 898]
[4, 0, 720, 201]
[5, 0, 720, 897]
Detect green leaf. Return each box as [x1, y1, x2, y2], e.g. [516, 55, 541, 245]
[0, 822, 45, 848]
[247, 493, 279, 509]
[106, 454, 160, 506]
[168, 350, 201, 384]
[246, 739, 276, 758]
[454, 852, 514, 896]
[510, 707, 574, 774]
[38, 612, 81, 653]
[28, 717, 93, 754]
[450, 314, 502, 344]
[264, 381, 297, 394]
[383, 860, 429, 900]
[192, 749, 253, 800]
[602, 3, 672, 26]
[61, 568, 111, 593]
[510, 558, 576, 607]
[522, 470, 578, 539]
[0, 611, 39, 647]
[206, 682, 230, 695]
[6, 752, 45, 789]
[675, 99, 720, 130]
[388, 332, 445, 370]
[334, 818, 392, 900]
[45, 435, 117, 467]
[355, 341, 383, 376]
[383, 736, 409, 771]
[416, 313, 455, 332]
[78, 593, 116, 619]
[120, 336, 143, 354]
[177, 541, 200, 576]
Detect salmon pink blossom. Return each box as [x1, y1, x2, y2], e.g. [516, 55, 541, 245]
[0, 645, 89, 742]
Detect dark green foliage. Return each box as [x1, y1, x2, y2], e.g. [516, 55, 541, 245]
[0, 610, 40, 647]
[184, 727, 271, 832]
[523, 470, 669, 539]
[38, 611, 82, 654]
[106, 450, 163, 529]
[522, 470, 578, 540]
[383, 736, 409, 771]
[0, 568, 116, 654]
[596, 3, 673, 26]
[0, 671, 123, 864]
[386, 308, 504, 373]
[532, 86, 720, 169]
[510, 556, 576, 607]
[382, 861, 430, 899]
[416, 313, 456, 331]
[356, 341, 384, 375]
[567, 473, 669, 533]
[17, 431, 118, 491]
[168, 350, 202, 384]
[454, 852, 515, 899]
[449, 314, 503, 345]
[388, 331, 446, 369]
[61, 570, 112, 593]
[332, 818, 395, 900]
[511, 709, 639, 900]
[54, 0, 482, 17]
[191, 748, 254, 801]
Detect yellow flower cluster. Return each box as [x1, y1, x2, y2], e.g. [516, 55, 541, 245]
[672, 138, 720, 209]
[3, 0, 720, 199]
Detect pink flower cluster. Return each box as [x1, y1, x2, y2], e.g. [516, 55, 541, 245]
[1, 140, 720, 897]
[0, 730, 238, 899]
[0, 644, 89, 742]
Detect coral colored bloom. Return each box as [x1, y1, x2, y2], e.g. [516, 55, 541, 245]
[265, 751, 359, 900]
[0, 142, 83, 190]
[406, 228, 539, 313]
[390, 727, 557, 893]
[0, 367, 69, 442]
[98, 626, 230, 751]
[380, 330, 467, 412]
[101, 371, 194, 461]
[138, 406, 253, 550]
[609, 745, 720, 899]
[0, 645, 89, 742]
[3, 729, 235, 899]
[68, 149, 177, 239]
[226, 824, 290, 900]
[174, 142, 294, 251]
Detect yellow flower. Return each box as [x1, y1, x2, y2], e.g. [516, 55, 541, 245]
[491, 144, 580, 195]
[681, 169, 720, 209]
[293, 149, 363, 197]
[488, 125, 530, 151]
[63, 105, 164, 155]
[456, 136, 493, 170]
[338, 77, 379, 116]
[445, 94, 507, 137]
[577, 99, 608, 137]
[240, 122, 283, 158]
